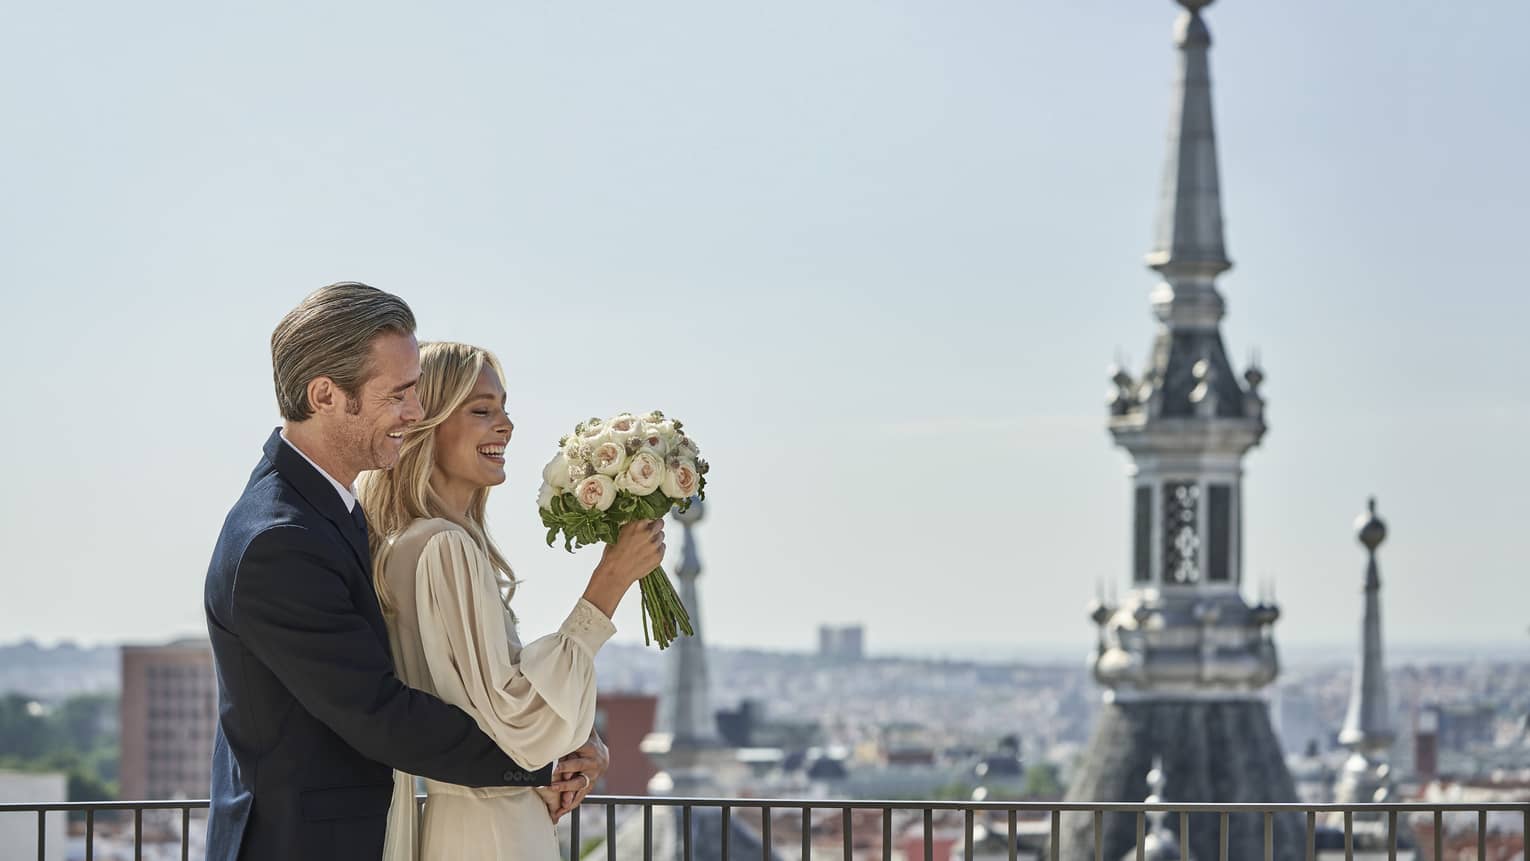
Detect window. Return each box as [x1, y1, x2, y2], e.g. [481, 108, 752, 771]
[1162, 482, 1201, 584]
[1133, 485, 1152, 583]
[1208, 484, 1231, 582]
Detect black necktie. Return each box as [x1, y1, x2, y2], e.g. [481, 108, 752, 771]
[350, 504, 369, 543]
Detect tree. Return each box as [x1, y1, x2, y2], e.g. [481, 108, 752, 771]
[1022, 762, 1063, 799]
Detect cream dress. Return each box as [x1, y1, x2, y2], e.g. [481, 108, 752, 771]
[378, 517, 615, 861]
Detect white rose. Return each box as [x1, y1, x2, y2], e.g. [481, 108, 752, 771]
[578, 417, 607, 442]
[542, 453, 572, 490]
[615, 450, 666, 496]
[572, 474, 618, 511]
[661, 459, 700, 499]
[606, 412, 642, 443]
[636, 424, 671, 458]
[591, 440, 628, 476]
[536, 481, 558, 510]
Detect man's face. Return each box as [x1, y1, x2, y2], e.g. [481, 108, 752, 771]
[334, 331, 423, 473]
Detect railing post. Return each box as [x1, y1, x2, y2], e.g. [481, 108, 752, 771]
[883, 807, 892, 861]
[134, 807, 143, 861]
[1343, 810, 1353, 861]
[965, 808, 975, 861]
[642, 803, 653, 861]
[843, 806, 852, 861]
[1306, 810, 1316, 861]
[607, 802, 617, 861]
[682, 804, 692, 861]
[86, 808, 94, 861]
[1180, 811, 1189, 861]
[1093, 809, 1103, 861]
[1477, 809, 1487, 861]
[1433, 809, 1442, 861]
[802, 806, 812, 860]
[1386, 809, 1397, 861]
[924, 808, 934, 861]
[36, 810, 44, 861]
[1135, 811, 1146, 861]
[761, 804, 771, 860]
[570, 805, 580, 861]
[721, 804, 731, 860]
[1264, 811, 1273, 861]
[182, 806, 191, 861]
[1218, 811, 1228, 861]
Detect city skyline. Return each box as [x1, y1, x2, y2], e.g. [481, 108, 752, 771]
[2, 0, 1527, 652]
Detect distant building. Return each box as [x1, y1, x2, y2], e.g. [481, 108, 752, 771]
[593, 692, 658, 795]
[0, 770, 65, 861]
[1423, 703, 1497, 754]
[817, 625, 865, 662]
[120, 640, 217, 800]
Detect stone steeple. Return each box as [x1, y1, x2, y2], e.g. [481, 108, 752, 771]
[1096, 0, 1275, 704]
[1058, 2, 1304, 858]
[645, 500, 740, 802]
[1334, 498, 1396, 803]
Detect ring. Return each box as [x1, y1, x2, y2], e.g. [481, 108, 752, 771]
[579, 774, 592, 791]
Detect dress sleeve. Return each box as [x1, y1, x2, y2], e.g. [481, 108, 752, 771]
[414, 529, 616, 770]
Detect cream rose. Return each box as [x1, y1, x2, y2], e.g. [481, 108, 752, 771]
[578, 417, 607, 441]
[536, 481, 558, 511]
[591, 440, 628, 477]
[573, 474, 618, 511]
[606, 412, 642, 443]
[615, 450, 666, 495]
[660, 459, 700, 499]
[542, 452, 572, 490]
[636, 424, 671, 458]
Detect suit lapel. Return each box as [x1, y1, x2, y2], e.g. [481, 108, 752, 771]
[262, 429, 372, 574]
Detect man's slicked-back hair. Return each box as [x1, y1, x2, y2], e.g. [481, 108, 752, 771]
[270, 282, 417, 422]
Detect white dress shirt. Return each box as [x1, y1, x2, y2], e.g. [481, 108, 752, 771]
[280, 430, 358, 513]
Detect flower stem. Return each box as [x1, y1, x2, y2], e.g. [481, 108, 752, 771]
[637, 566, 693, 649]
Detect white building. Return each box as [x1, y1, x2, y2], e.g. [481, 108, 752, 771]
[0, 770, 66, 861]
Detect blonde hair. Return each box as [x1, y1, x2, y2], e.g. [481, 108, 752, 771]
[357, 341, 516, 616]
[271, 282, 416, 421]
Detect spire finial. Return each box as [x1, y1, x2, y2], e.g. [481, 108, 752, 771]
[1355, 496, 1386, 551]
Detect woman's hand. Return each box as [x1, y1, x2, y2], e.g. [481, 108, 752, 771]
[582, 520, 666, 617]
[552, 731, 609, 818]
[534, 762, 595, 823]
[533, 786, 564, 823]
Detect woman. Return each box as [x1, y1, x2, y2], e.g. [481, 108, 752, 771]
[357, 342, 664, 860]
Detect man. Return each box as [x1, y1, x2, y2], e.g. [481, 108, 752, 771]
[204, 283, 577, 860]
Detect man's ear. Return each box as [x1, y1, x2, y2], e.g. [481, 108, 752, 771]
[306, 376, 339, 416]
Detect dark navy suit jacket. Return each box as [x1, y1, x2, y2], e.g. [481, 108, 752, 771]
[204, 429, 551, 860]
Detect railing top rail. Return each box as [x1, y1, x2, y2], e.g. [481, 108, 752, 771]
[2, 797, 1527, 814]
[585, 797, 1530, 813]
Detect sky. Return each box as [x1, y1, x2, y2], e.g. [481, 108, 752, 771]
[1, 0, 1526, 656]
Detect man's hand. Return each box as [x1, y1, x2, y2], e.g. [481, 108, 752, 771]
[552, 731, 610, 818]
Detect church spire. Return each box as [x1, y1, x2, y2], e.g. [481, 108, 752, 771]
[1146, 0, 1232, 331]
[1335, 497, 1396, 803]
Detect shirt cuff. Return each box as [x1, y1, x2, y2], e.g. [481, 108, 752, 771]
[561, 598, 617, 656]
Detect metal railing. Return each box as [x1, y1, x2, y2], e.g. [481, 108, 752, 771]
[3, 796, 1527, 861]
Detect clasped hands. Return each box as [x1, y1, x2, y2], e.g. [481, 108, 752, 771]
[535, 731, 609, 822]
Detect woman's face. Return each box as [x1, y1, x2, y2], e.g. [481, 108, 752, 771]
[434, 365, 513, 492]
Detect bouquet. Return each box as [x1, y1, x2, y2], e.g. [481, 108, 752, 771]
[537, 411, 708, 649]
